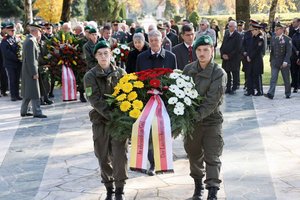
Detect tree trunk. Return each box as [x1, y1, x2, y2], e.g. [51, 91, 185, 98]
[24, 0, 33, 24]
[236, 0, 250, 29]
[269, 0, 278, 27]
[61, 0, 72, 22]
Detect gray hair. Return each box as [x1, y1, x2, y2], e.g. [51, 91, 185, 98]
[229, 20, 237, 28]
[200, 19, 210, 26]
[133, 33, 145, 42]
[148, 30, 162, 39]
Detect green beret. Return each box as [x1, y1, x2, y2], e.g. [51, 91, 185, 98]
[89, 27, 97, 34]
[193, 35, 213, 50]
[93, 40, 110, 54]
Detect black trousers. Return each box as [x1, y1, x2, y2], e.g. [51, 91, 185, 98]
[6, 66, 21, 98]
[0, 65, 8, 94]
[290, 58, 300, 89]
[226, 70, 239, 91]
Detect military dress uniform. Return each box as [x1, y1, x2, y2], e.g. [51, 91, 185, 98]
[84, 41, 128, 200]
[183, 35, 227, 200]
[266, 30, 292, 99]
[245, 30, 265, 96]
[291, 29, 300, 92]
[0, 23, 22, 101]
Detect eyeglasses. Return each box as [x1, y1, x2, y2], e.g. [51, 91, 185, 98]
[46, 27, 51, 30]
[200, 24, 205, 26]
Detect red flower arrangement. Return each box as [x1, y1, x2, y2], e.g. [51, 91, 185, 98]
[112, 44, 130, 63]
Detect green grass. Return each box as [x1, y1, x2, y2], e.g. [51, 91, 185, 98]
[214, 52, 284, 86]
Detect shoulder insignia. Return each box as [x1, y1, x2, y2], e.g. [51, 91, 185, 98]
[85, 87, 92, 97]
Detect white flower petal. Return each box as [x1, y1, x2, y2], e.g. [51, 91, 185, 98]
[169, 72, 180, 79]
[176, 78, 187, 88]
[175, 90, 185, 98]
[184, 96, 192, 106]
[168, 97, 178, 105]
[173, 107, 184, 115]
[175, 102, 185, 108]
[169, 84, 179, 93]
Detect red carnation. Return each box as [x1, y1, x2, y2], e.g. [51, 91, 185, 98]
[149, 79, 161, 88]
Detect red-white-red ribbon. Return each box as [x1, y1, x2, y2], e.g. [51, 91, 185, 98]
[62, 65, 77, 101]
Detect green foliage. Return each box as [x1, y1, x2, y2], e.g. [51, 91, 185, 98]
[188, 11, 200, 29]
[173, 15, 182, 23]
[164, 0, 176, 19]
[0, 0, 23, 18]
[71, 0, 84, 19]
[87, 0, 121, 24]
[119, 3, 127, 20]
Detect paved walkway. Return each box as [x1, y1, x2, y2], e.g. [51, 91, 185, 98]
[0, 87, 299, 200]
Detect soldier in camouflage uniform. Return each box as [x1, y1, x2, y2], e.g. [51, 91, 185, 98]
[84, 40, 127, 200]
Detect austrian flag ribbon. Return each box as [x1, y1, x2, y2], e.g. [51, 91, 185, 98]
[62, 65, 77, 101]
[130, 90, 174, 173]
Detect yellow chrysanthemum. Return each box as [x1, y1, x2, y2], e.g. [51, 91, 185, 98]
[120, 75, 130, 84]
[128, 73, 138, 80]
[121, 82, 133, 93]
[132, 100, 143, 110]
[116, 93, 127, 101]
[120, 101, 131, 112]
[129, 109, 141, 119]
[133, 81, 144, 88]
[112, 88, 120, 97]
[127, 91, 138, 101]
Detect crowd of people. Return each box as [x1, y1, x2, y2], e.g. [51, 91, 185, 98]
[1, 16, 300, 200]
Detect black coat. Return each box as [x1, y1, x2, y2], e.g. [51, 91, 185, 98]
[248, 33, 265, 74]
[172, 43, 197, 70]
[167, 31, 179, 47]
[0, 36, 22, 69]
[125, 44, 149, 73]
[220, 30, 242, 72]
[136, 48, 177, 72]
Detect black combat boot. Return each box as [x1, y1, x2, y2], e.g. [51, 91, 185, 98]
[105, 186, 114, 200]
[207, 187, 219, 200]
[115, 187, 125, 200]
[192, 179, 204, 200]
[80, 92, 87, 102]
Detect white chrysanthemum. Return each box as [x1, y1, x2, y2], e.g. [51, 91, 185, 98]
[189, 89, 198, 99]
[174, 107, 184, 115]
[176, 78, 187, 88]
[180, 74, 190, 81]
[173, 69, 183, 74]
[184, 96, 192, 106]
[169, 84, 179, 93]
[175, 89, 186, 98]
[169, 72, 180, 79]
[113, 48, 121, 54]
[175, 101, 185, 108]
[168, 97, 178, 105]
[121, 53, 124, 56]
[185, 82, 194, 89]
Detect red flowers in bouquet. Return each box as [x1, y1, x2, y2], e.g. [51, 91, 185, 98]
[112, 44, 130, 63]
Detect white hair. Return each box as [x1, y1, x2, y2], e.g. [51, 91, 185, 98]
[87, 21, 98, 30]
[148, 30, 162, 39]
[133, 33, 145, 42]
[229, 20, 237, 28]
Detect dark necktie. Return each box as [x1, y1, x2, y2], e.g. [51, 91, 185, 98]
[188, 46, 193, 63]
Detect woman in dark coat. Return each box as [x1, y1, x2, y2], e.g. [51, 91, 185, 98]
[125, 33, 148, 73]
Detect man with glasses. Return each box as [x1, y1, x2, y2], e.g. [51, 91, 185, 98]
[195, 19, 216, 47]
[0, 22, 22, 101]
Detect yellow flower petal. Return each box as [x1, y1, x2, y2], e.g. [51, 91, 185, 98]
[129, 109, 141, 119]
[120, 101, 131, 112]
[127, 91, 138, 101]
[133, 81, 144, 88]
[132, 100, 143, 110]
[116, 93, 127, 101]
[121, 82, 133, 93]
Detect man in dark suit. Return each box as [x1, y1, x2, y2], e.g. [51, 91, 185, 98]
[0, 23, 8, 97]
[265, 23, 292, 99]
[220, 20, 242, 94]
[172, 24, 197, 70]
[20, 24, 47, 118]
[164, 21, 179, 47]
[136, 29, 177, 72]
[135, 29, 177, 176]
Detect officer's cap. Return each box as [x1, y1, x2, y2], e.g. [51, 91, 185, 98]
[112, 20, 120, 25]
[237, 20, 245, 26]
[5, 22, 15, 29]
[275, 23, 286, 29]
[1, 22, 6, 29]
[93, 40, 110, 55]
[89, 28, 97, 34]
[43, 22, 52, 27]
[157, 24, 166, 31]
[29, 23, 43, 31]
[249, 19, 259, 25]
[135, 27, 145, 34]
[193, 35, 213, 50]
[251, 23, 262, 29]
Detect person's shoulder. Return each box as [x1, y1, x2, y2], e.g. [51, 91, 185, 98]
[164, 49, 176, 57]
[283, 34, 291, 41]
[213, 62, 226, 76]
[138, 49, 150, 58]
[172, 43, 184, 51]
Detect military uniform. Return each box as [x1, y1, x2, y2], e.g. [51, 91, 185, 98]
[84, 63, 128, 191]
[245, 32, 265, 96]
[266, 33, 292, 98]
[291, 29, 300, 92]
[83, 39, 98, 70]
[183, 60, 226, 189]
[0, 23, 22, 101]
